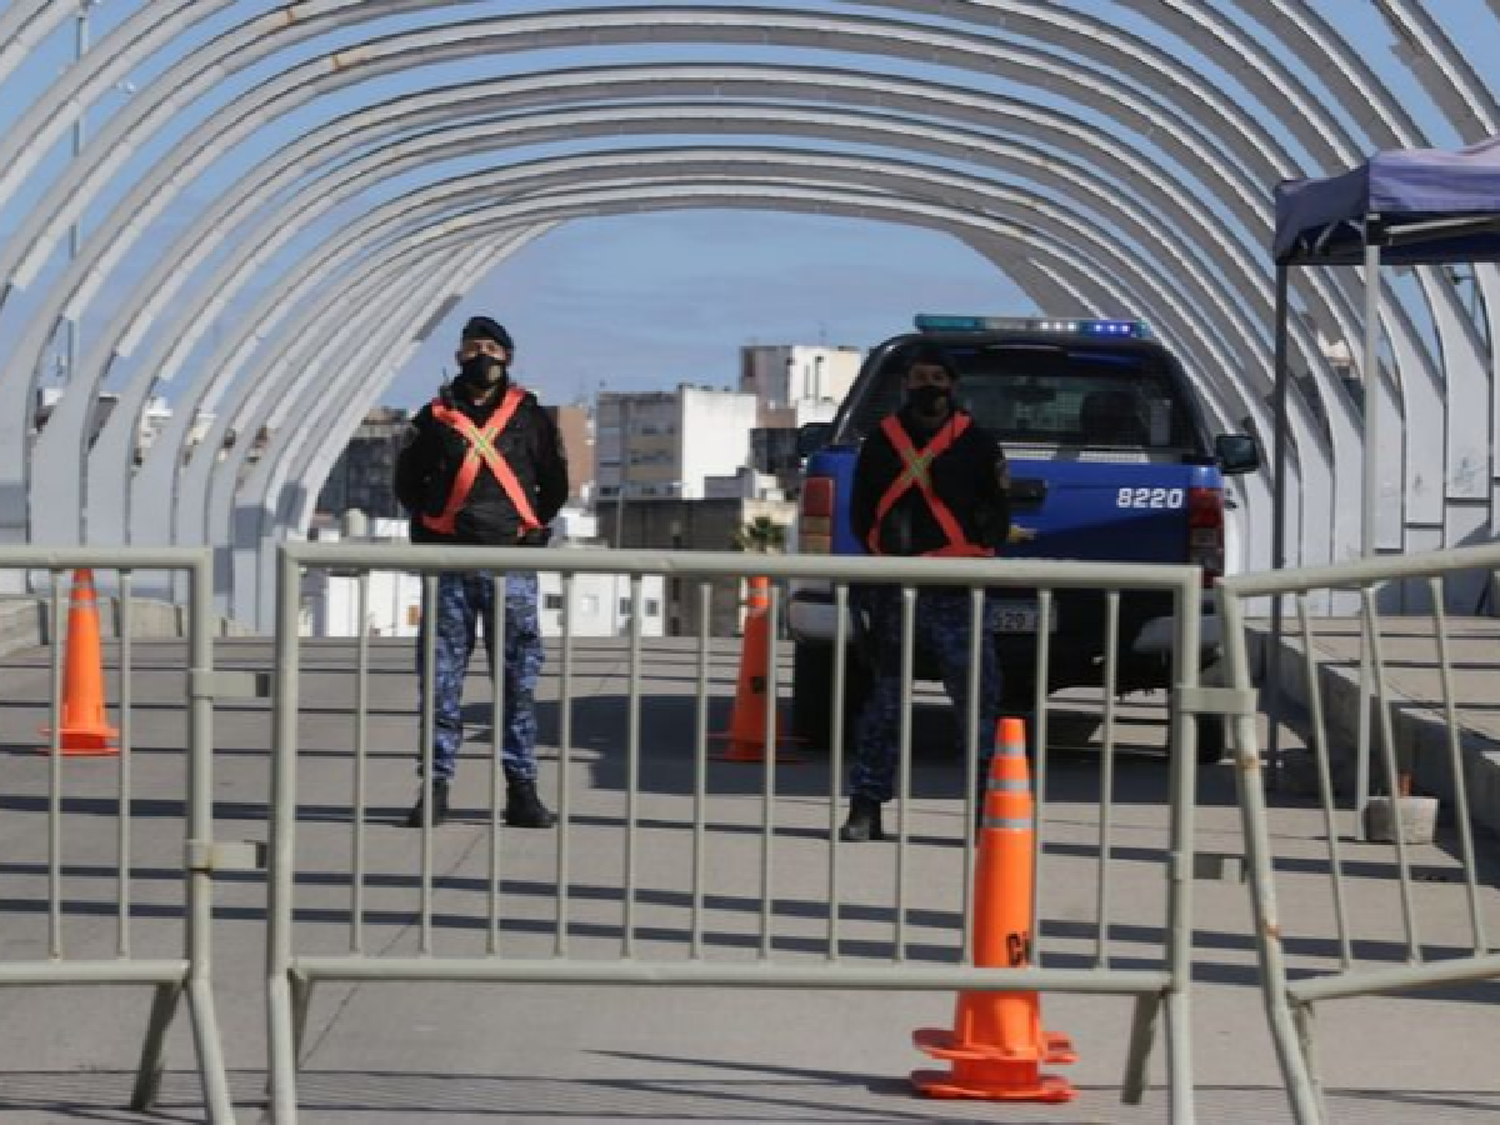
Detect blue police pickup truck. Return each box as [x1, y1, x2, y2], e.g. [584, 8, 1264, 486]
[787, 314, 1261, 763]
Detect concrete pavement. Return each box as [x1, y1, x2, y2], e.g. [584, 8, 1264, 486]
[0, 632, 1497, 1123]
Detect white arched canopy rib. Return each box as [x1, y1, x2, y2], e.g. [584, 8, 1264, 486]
[3, 7, 1350, 543]
[0, 1, 1494, 622]
[82, 89, 1314, 552]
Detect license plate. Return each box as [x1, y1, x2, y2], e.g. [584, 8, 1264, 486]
[993, 601, 1055, 634]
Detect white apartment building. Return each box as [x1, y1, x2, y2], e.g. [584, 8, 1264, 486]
[596, 385, 759, 505]
[738, 344, 862, 420]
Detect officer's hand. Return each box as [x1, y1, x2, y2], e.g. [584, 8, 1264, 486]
[1008, 525, 1037, 544]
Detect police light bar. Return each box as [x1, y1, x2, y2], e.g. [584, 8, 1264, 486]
[914, 313, 1149, 339]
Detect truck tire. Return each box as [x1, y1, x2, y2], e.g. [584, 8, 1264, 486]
[791, 642, 867, 751]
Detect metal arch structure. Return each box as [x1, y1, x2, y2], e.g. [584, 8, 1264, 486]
[2, 4, 1362, 552]
[0, 6, 1476, 453]
[81, 85, 1290, 549]
[0, 0, 1494, 621]
[160, 155, 1283, 625]
[90, 105, 1314, 567]
[229, 178, 1286, 628]
[76, 68, 1330, 549]
[0, 7, 1358, 509]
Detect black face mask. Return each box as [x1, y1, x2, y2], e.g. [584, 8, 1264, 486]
[907, 385, 951, 414]
[458, 353, 506, 387]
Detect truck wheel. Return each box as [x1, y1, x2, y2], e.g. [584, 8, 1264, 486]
[791, 643, 867, 751]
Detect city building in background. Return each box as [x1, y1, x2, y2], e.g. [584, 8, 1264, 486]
[315, 406, 409, 520]
[615, 495, 797, 636]
[545, 403, 594, 503]
[596, 384, 760, 509]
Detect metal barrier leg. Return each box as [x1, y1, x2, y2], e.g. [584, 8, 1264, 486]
[1292, 1001, 1329, 1124]
[188, 976, 237, 1124]
[268, 973, 300, 1125]
[1120, 991, 1160, 1104]
[130, 982, 181, 1111]
[1165, 986, 1195, 1125]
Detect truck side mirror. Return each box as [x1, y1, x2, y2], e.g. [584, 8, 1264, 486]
[1215, 433, 1261, 475]
[797, 421, 834, 458]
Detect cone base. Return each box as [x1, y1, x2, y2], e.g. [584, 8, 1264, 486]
[914, 1026, 1077, 1065]
[911, 1067, 1077, 1103]
[38, 724, 120, 757]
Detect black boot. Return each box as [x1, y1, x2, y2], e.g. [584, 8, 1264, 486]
[405, 779, 450, 828]
[504, 778, 557, 829]
[838, 795, 886, 842]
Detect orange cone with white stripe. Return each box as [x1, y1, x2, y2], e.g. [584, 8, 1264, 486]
[911, 716, 1076, 1102]
[713, 576, 797, 762]
[39, 569, 119, 756]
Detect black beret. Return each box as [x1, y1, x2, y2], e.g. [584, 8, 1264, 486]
[904, 341, 958, 378]
[461, 316, 514, 350]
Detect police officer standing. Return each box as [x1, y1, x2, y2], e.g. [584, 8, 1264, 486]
[840, 342, 1011, 842]
[393, 316, 570, 829]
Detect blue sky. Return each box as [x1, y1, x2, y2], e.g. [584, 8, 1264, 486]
[388, 209, 1030, 411]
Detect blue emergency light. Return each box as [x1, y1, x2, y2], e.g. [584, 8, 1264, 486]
[914, 313, 1149, 339]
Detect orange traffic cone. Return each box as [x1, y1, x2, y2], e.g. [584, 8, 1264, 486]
[39, 569, 119, 756]
[712, 576, 798, 762]
[911, 716, 1076, 1102]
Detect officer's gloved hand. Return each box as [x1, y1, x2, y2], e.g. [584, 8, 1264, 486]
[518, 527, 551, 547]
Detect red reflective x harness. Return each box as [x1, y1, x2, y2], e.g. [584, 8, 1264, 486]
[419, 386, 543, 537]
[867, 412, 994, 558]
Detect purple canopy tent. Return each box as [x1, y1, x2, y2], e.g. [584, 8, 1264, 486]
[1272, 135, 1500, 570]
[1269, 135, 1500, 827]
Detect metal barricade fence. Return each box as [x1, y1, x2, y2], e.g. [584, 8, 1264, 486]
[0, 549, 235, 1123]
[268, 543, 1211, 1123]
[1217, 542, 1500, 1125]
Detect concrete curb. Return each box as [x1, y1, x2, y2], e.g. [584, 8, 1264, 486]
[1257, 623, 1500, 839]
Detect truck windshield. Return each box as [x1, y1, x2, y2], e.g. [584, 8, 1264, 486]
[847, 340, 1200, 453]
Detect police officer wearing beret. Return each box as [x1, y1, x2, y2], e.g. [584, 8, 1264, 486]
[393, 316, 570, 828]
[840, 342, 1011, 842]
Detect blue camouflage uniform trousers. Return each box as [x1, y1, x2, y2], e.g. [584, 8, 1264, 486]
[850, 585, 1002, 803]
[417, 571, 544, 783]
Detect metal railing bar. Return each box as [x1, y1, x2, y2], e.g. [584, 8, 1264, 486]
[48, 568, 64, 959]
[1428, 577, 1488, 955]
[417, 572, 438, 955]
[555, 572, 575, 958]
[691, 581, 710, 961]
[624, 573, 642, 960]
[287, 543, 1197, 592]
[1096, 587, 1120, 969]
[895, 585, 916, 963]
[759, 581, 782, 962]
[827, 581, 848, 962]
[488, 573, 508, 956]
[1360, 588, 1422, 963]
[351, 572, 369, 956]
[1289, 951, 1500, 1003]
[1032, 586, 1054, 966]
[962, 584, 982, 967]
[118, 570, 133, 957]
[1296, 596, 1352, 968]
[289, 958, 1174, 992]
